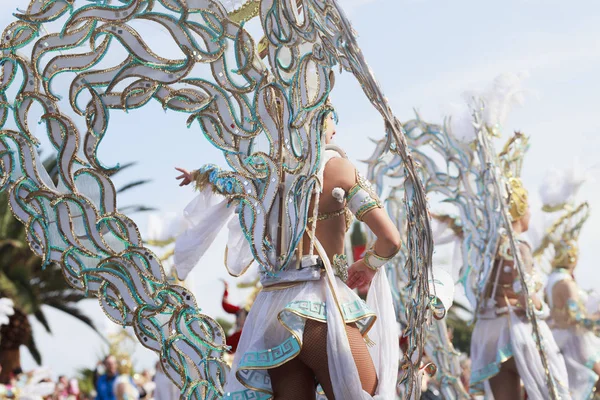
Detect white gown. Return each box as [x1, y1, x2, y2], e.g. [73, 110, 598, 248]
[469, 240, 571, 400]
[222, 263, 399, 399]
[546, 270, 600, 400]
[175, 148, 400, 400]
[470, 308, 571, 399]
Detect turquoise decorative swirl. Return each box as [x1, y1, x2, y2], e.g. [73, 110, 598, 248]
[0, 0, 433, 398]
[365, 114, 479, 399]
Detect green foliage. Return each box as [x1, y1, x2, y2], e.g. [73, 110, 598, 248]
[447, 317, 474, 355]
[77, 367, 97, 396]
[350, 222, 366, 246]
[216, 317, 234, 335]
[446, 300, 474, 355]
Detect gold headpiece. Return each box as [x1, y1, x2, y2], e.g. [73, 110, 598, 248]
[534, 202, 590, 269]
[117, 356, 133, 375]
[553, 239, 579, 268]
[506, 177, 528, 222]
[227, 0, 260, 24]
[498, 132, 529, 221]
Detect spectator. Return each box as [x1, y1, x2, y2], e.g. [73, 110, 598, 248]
[67, 378, 81, 400]
[56, 375, 69, 398]
[96, 355, 118, 400]
[138, 370, 155, 399]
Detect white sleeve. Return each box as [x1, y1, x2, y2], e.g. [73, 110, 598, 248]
[174, 188, 234, 280]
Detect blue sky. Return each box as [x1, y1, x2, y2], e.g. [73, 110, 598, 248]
[1, 0, 599, 377]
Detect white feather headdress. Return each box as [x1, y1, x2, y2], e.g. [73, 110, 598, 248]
[479, 72, 528, 133]
[449, 72, 528, 143]
[539, 162, 589, 211]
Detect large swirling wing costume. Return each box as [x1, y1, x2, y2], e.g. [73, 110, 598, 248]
[0, 0, 433, 398]
[365, 115, 469, 400]
[437, 94, 563, 399]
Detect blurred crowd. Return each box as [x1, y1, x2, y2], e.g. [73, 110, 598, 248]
[92, 355, 179, 400]
[0, 356, 179, 400]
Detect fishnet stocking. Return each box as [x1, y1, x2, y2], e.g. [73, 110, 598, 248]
[268, 356, 317, 400]
[268, 319, 378, 399]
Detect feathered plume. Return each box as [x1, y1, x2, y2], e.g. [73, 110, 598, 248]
[448, 72, 528, 142]
[447, 103, 477, 143]
[0, 298, 14, 326]
[479, 72, 528, 132]
[539, 162, 589, 211]
[19, 368, 56, 400]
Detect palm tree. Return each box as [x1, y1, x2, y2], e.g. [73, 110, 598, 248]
[0, 155, 152, 382]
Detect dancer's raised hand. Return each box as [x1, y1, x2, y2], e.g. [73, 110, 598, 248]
[175, 167, 193, 187]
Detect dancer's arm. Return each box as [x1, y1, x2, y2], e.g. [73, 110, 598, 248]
[518, 242, 543, 311]
[554, 279, 600, 332]
[326, 158, 401, 289]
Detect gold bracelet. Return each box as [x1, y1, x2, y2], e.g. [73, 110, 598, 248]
[363, 249, 396, 270]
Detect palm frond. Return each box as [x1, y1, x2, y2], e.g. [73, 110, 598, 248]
[449, 300, 473, 314]
[33, 309, 52, 333]
[0, 239, 24, 249]
[119, 205, 157, 214]
[117, 179, 152, 194]
[44, 302, 108, 344]
[25, 334, 42, 365]
[114, 161, 137, 173]
[44, 302, 94, 328]
[76, 367, 97, 396]
[41, 156, 59, 185]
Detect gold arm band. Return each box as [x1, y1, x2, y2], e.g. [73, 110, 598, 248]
[363, 248, 396, 271]
[346, 172, 383, 221]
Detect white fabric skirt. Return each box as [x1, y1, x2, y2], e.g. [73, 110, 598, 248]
[470, 315, 513, 392]
[470, 311, 571, 400]
[223, 270, 399, 399]
[552, 327, 600, 400]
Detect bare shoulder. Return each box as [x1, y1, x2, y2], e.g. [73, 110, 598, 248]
[553, 278, 578, 298]
[323, 157, 356, 189]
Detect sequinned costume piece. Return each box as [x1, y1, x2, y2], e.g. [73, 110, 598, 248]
[0, 0, 434, 398]
[176, 146, 399, 399]
[364, 117, 469, 399]
[408, 76, 572, 400]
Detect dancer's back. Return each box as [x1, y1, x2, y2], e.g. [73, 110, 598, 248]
[302, 156, 400, 270]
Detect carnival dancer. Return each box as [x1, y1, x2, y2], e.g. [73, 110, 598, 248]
[468, 135, 571, 400]
[175, 108, 401, 399]
[113, 357, 140, 400]
[538, 197, 600, 399]
[0, 0, 435, 396]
